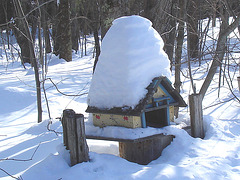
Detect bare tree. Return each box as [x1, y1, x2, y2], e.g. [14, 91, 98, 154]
[189, 1, 240, 138]
[13, 0, 42, 123]
[174, 0, 187, 118]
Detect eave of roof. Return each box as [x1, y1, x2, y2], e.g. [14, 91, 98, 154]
[86, 76, 187, 115]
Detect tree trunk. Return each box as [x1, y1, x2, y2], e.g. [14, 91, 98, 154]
[70, 0, 80, 52]
[13, 28, 32, 64]
[52, 1, 59, 55]
[93, 28, 100, 72]
[12, 0, 31, 64]
[174, 0, 187, 118]
[143, 0, 176, 61]
[165, 0, 178, 65]
[13, 0, 42, 123]
[58, 0, 72, 61]
[43, 21, 52, 53]
[38, 0, 52, 54]
[71, 19, 80, 52]
[187, 0, 199, 59]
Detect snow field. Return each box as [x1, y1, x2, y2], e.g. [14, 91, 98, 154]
[0, 15, 240, 179]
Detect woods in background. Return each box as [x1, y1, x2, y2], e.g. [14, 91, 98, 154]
[0, 0, 239, 65]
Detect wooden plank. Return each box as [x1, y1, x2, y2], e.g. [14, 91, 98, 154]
[189, 94, 205, 138]
[166, 100, 170, 125]
[144, 102, 178, 112]
[62, 109, 76, 149]
[64, 109, 78, 166]
[62, 110, 90, 166]
[119, 134, 174, 165]
[75, 114, 89, 163]
[86, 133, 175, 143]
[86, 135, 133, 142]
[92, 113, 142, 128]
[153, 97, 170, 102]
[169, 106, 174, 122]
[141, 112, 146, 128]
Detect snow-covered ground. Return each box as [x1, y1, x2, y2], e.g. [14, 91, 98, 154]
[0, 20, 240, 179]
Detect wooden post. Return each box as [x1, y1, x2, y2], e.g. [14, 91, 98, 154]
[189, 94, 205, 138]
[62, 109, 75, 150]
[119, 134, 174, 165]
[62, 109, 89, 166]
[75, 114, 89, 163]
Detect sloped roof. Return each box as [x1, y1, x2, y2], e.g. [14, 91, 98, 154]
[86, 76, 187, 116]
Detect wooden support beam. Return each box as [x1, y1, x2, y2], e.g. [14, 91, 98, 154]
[166, 100, 170, 126]
[62, 109, 89, 166]
[144, 102, 178, 112]
[189, 94, 205, 138]
[141, 112, 146, 128]
[75, 114, 89, 164]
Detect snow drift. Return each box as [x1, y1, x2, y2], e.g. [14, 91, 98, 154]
[88, 15, 171, 109]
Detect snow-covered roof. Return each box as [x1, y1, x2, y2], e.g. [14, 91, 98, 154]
[86, 76, 187, 116]
[87, 15, 171, 109]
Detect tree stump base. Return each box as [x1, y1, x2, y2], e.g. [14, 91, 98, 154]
[62, 109, 89, 166]
[189, 94, 205, 139]
[119, 134, 174, 165]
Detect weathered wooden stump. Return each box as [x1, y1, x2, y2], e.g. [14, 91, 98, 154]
[189, 94, 205, 138]
[119, 134, 174, 165]
[62, 109, 89, 166]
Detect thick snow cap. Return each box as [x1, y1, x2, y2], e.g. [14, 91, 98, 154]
[88, 15, 171, 109]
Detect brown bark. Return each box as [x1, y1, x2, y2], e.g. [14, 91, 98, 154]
[174, 0, 187, 118]
[187, 0, 199, 59]
[70, 0, 80, 52]
[143, 0, 176, 62]
[58, 0, 72, 61]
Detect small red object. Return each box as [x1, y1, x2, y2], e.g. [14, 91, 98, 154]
[123, 116, 128, 121]
[96, 115, 100, 119]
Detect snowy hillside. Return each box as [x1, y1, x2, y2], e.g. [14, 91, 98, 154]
[1, 25, 240, 180]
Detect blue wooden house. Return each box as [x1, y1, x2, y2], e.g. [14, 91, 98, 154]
[86, 76, 187, 128]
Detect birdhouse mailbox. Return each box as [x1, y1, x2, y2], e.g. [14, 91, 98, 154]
[86, 15, 187, 129]
[86, 76, 187, 128]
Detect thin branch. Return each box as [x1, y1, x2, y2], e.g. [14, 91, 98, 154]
[0, 168, 22, 180]
[0, 0, 55, 28]
[47, 119, 63, 136]
[203, 97, 235, 110]
[0, 143, 41, 162]
[221, 67, 240, 103]
[45, 78, 88, 97]
[16, 76, 36, 88]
